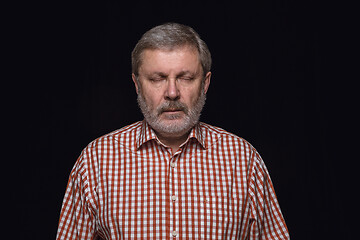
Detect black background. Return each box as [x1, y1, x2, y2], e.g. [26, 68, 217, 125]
[10, 0, 354, 239]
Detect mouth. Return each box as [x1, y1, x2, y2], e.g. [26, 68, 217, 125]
[160, 109, 184, 120]
[163, 108, 182, 112]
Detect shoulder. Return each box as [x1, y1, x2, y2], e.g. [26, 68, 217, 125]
[200, 122, 262, 161]
[201, 122, 269, 174]
[72, 121, 142, 173]
[200, 122, 256, 149]
[85, 121, 142, 150]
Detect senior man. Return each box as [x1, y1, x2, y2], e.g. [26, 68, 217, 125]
[57, 23, 289, 239]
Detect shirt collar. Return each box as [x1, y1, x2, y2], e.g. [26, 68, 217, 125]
[136, 120, 207, 150]
[136, 120, 158, 149]
[186, 122, 206, 149]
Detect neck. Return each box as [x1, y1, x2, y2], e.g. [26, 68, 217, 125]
[155, 130, 190, 154]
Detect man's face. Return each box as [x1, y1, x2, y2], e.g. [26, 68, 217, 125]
[133, 46, 211, 137]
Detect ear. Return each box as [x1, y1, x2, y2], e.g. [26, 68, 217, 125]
[132, 73, 139, 94]
[203, 71, 211, 94]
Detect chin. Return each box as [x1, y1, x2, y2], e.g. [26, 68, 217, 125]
[154, 118, 193, 135]
[161, 112, 185, 120]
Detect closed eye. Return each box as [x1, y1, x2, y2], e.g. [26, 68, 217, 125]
[149, 76, 166, 82]
[180, 76, 194, 81]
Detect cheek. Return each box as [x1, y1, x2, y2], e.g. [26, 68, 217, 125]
[141, 88, 163, 108]
[184, 88, 202, 106]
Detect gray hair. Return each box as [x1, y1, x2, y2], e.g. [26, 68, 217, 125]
[131, 23, 212, 77]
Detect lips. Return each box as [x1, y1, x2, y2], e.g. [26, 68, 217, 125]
[158, 101, 188, 115]
[163, 108, 181, 112]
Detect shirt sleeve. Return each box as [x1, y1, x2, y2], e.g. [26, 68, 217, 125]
[56, 151, 98, 240]
[248, 152, 290, 240]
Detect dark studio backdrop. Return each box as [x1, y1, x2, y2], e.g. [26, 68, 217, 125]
[12, 0, 353, 239]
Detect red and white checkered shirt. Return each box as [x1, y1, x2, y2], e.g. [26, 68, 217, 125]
[57, 120, 289, 239]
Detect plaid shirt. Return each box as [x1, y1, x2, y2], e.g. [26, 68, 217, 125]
[57, 120, 289, 239]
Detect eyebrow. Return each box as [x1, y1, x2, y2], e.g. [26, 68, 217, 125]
[177, 71, 195, 77]
[150, 72, 168, 77]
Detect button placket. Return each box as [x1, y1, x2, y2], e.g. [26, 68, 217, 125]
[169, 154, 179, 239]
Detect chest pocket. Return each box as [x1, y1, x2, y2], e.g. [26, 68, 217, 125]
[180, 195, 242, 238]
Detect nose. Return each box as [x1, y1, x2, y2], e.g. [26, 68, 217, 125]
[165, 79, 180, 100]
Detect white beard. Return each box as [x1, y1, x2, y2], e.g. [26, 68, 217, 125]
[137, 88, 206, 136]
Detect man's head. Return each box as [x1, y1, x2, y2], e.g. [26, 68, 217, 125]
[131, 23, 211, 78]
[131, 23, 212, 138]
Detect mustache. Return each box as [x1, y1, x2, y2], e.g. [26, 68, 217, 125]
[157, 101, 188, 115]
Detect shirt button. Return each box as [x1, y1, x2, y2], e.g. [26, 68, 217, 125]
[170, 162, 176, 168]
[171, 195, 177, 202]
[172, 231, 177, 237]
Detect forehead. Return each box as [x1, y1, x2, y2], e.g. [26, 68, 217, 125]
[139, 46, 201, 74]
